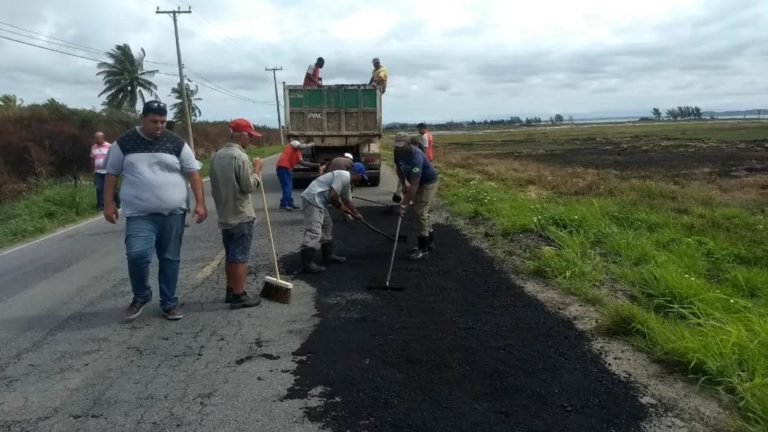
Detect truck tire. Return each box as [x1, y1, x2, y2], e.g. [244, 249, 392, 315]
[367, 175, 380, 187]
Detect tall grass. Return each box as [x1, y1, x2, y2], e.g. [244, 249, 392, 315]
[438, 137, 768, 429]
[0, 180, 98, 248]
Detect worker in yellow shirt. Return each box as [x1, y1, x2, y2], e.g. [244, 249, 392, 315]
[369, 57, 388, 94]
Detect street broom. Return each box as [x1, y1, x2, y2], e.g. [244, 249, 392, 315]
[256, 172, 293, 304]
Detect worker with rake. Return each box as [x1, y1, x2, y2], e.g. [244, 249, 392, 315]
[299, 164, 367, 273]
[393, 132, 439, 260]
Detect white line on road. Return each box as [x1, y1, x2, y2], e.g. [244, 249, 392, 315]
[197, 250, 225, 280]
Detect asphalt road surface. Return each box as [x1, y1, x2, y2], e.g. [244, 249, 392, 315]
[0, 156, 648, 432]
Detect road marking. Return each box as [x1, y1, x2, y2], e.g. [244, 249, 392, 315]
[0, 214, 104, 258]
[197, 250, 225, 280]
[0, 154, 280, 258]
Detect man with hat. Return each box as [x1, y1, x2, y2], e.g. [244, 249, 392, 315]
[393, 132, 439, 260]
[103, 100, 207, 321]
[368, 57, 388, 94]
[299, 163, 367, 273]
[209, 118, 264, 309]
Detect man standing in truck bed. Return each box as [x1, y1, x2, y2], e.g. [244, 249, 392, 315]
[304, 57, 325, 88]
[369, 57, 388, 94]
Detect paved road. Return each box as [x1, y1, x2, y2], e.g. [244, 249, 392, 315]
[0, 155, 390, 432]
[0, 156, 649, 432]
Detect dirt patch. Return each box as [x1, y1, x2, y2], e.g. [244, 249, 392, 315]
[284, 206, 648, 431]
[444, 138, 768, 180]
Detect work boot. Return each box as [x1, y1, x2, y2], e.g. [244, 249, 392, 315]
[301, 247, 326, 273]
[409, 236, 430, 260]
[230, 292, 261, 309]
[321, 242, 347, 264]
[427, 231, 435, 251]
[225, 286, 234, 303]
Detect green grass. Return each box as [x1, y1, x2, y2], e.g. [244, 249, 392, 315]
[0, 180, 99, 248]
[437, 123, 768, 430]
[0, 145, 283, 249]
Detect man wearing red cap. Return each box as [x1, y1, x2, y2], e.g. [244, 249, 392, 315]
[209, 118, 264, 309]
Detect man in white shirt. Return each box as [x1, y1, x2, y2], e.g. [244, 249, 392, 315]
[299, 164, 367, 273]
[90, 131, 111, 210]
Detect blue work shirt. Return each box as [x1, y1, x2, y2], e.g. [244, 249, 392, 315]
[394, 146, 438, 185]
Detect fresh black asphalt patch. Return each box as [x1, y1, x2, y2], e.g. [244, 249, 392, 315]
[284, 206, 647, 431]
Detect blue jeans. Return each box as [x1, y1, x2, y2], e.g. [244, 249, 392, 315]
[125, 214, 186, 311]
[276, 167, 294, 208]
[94, 173, 120, 209]
[94, 173, 105, 209]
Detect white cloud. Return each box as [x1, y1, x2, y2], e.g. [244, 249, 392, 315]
[0, 0, 765, 125]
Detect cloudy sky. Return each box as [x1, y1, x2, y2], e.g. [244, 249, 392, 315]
[1, 0, 766, 126]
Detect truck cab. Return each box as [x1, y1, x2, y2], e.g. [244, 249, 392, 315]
[284, 84, 382, 186]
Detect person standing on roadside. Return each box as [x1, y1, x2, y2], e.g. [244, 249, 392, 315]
[368, 57, 388, 94]
[299, 165, 367, 273]
[103, 100, 208, 322]
[275, 135, 320, 211]
[394, 133, 439, 260]
[210, 118, 263, 309]
[417, 122, 434, 162]
[90, 131, 111, 210]
[304, 57, 325, 88]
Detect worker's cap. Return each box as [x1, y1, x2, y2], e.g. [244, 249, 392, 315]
[372, 57, 380, 64]
[394, 132, 409, 147]
[142, 100, 167, 116]
[228, 118, 262, 137]
[343, 152, 354, 160]
[352, 162, 368, 181]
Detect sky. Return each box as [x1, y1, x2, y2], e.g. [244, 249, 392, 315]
[0, 0, 766, 126]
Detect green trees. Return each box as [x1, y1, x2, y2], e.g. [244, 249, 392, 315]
[96, 44, 158, 113]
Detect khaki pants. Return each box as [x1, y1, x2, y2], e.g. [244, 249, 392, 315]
[413, 179, 439, 237]
[301, 199, 332, 249]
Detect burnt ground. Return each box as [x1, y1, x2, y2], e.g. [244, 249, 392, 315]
[282, 205, 648, 432]
[446, 137, 768, 179]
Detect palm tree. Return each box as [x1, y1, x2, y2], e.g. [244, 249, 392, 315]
[96, 44, 158, 114]
[170, 82, 202, 124]
[0, 94, 24, 110]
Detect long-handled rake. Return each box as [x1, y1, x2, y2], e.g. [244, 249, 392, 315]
[367, 215, 405, 291]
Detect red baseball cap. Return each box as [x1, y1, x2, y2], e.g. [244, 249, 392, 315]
[228, 118, 262, 137]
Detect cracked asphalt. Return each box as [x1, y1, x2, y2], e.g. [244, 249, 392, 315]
[0, 155, 326, 432]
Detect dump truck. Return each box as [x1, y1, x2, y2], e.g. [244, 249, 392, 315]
[283, 84, 382, 186]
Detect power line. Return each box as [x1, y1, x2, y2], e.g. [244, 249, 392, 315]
[0, 34, 104, 63]
[0, 20, 105, 55]
[0, 21, 176, 66]
[185, 67, 274, 104]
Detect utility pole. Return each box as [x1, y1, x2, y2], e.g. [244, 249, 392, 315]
[265, 66, 284, 145]
[156, 6, 194, 151]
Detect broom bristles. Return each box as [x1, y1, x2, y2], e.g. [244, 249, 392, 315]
[260, 276, 293, 304]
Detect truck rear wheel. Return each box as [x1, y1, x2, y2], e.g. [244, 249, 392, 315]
[367, 175, 380, 187]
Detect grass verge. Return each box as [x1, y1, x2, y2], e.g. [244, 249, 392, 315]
[435, 123, 768, 430]
[0, 145, 283, 249]
[0, 180, 98, 249]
